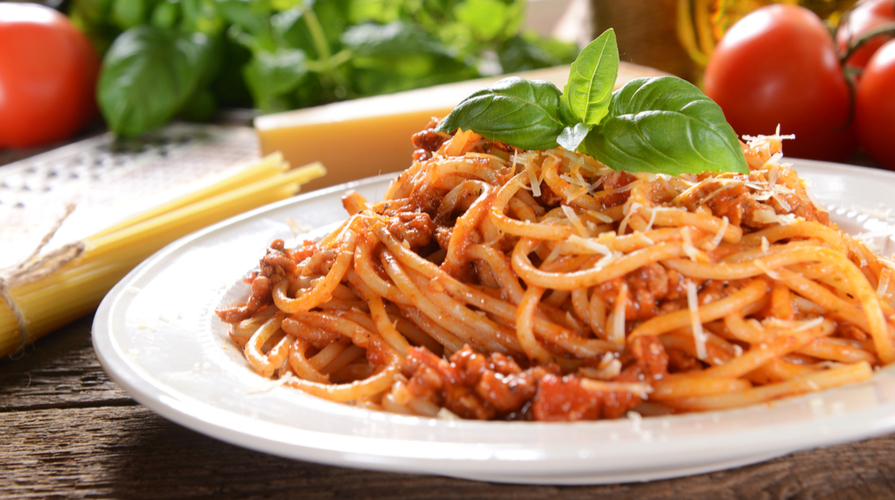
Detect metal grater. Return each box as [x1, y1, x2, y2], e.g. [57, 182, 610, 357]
[0, 123, 259, 268]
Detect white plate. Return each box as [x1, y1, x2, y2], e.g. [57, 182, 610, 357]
[93, 159, 895, 485]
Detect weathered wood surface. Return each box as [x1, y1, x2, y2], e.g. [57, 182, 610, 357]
[4, 318, 895, 499]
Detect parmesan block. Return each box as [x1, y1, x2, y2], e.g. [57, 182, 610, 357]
[255, 62, 668, 192]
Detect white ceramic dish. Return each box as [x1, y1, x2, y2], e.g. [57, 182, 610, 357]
[93, 158, 895, 484]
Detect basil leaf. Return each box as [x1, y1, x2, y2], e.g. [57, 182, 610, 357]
[560, 28, 618, 126]
[98, 26, 213, 137]
[273, 0, 349, 59]
[557, 123, 589, 152]
[343, 21, 477, 96]
[584, 76, 748, 175]
[436, 77, 565, 150]
[243, 47, 308, 112]
[497, 34, 578, 74]
[111, 0, 150, 30]
[454, 0, 524, 42]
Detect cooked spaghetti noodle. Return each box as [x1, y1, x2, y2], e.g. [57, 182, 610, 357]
[216, 122, 895, 421]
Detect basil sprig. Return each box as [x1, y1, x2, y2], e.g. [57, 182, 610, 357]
[436, 29, 748, 175]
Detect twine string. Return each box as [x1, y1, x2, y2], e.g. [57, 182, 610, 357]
[1, 204, 84, 357]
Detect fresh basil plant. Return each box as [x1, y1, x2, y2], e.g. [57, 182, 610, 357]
[437, 28, 748, 176]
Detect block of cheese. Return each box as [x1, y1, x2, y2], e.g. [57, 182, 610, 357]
[255, 62, 668, 192]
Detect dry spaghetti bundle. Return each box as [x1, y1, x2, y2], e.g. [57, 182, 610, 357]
[217, 124, 895, 421]
[1, 153, 326, 358]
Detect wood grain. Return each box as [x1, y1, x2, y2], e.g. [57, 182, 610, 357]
[3, 404, 895, 499]
[0, 315, 131, 412]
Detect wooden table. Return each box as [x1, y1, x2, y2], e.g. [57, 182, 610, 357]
[4, 136, 895, 499]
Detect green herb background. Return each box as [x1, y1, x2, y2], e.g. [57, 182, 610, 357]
[68, 0, 579, 137]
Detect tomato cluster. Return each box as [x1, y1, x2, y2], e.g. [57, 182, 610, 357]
[704, 1, 895, 170]
[0, 3, 99, 150]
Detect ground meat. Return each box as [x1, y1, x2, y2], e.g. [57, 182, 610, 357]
[402, 336, 669, 421]
[215, 240, 295, 323]
[598, 171, 637, 208]
[451, 347, 541, 413]
[536, 184, 563, 208]
[403, 346, 546, 419]
[705, 184, 750, 226]
[532, 374, 601, 421]
[386, 212, 436, 249]
[532, 336, 668, 421]
[592, 263, 690, 320]
[667, 349, 702, 373]
[411, 119, 447, 162]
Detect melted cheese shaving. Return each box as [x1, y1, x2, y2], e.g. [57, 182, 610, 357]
[611, 283, 628, 349]
[562, 205, 590, 237]
[754, 260, 781, 280]
[586, 209, 613, 223]
[617, 202, 641, 236]
[567, 235, 613, 256]
[878, 270, 891, 298]
[708, 215, 729, 250]
[686, 280, 707, 360]
[682, 226, 705, 262]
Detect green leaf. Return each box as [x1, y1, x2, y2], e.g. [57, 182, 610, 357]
[150, 0, 180, 29]
[179, 88, 217, 121]
[181, 0, 226, 35]
[436, 76, 565, 150]
[273, 0, 349, 59]
[560, 28, 617, 126]
[111, 0, 152, 30]
[584, 76, 748, 175]
[68, 0, 119, 55]
[347, 0, 404, 24]
[342, 21, 454, 58]
[342, 21, 477, 96]
[243, 47, 308, 112]
[454, 0, 519, 42]
[497, 34, 578, 73]
[557, 122, 589, 152]
[98, 26, 214, 137]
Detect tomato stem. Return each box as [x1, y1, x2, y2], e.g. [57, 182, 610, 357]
[840, 23, 895, 62]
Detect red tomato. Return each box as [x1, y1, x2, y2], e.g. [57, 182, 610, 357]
[837, 0, 895, 71]
[855, 38, 895, 170]
[704, 4, 856, 162]
[0, 3, 100, 149]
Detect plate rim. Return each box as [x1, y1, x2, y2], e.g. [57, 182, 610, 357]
[92, 159, 895, 484]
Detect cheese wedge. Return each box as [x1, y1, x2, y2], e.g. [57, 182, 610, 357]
[255, 62, 668, 192]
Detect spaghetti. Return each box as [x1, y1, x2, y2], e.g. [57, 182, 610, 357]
[216, 122, 895, 421]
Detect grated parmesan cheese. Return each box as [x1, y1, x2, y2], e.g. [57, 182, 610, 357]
[525, 161, 541, 197]
[754, 260, 781, 280]
[580, 380, 652, 399]
[793, 316, 825, 332]
[681, 226, 701, 262]
[617, 202, 641, 236]
[644, 207, 657, 232]
[878, 271, 891, 297]
[708, 216, 729, 250]
[567, 235, 612, 256]
[587, 209, 613, 223]
[611, 283, 628, 349]
[562, 205, 590, 237]
[761, 236, 770, 253]
[686, 280, 708, 360]
[639, 234, 656, 245]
